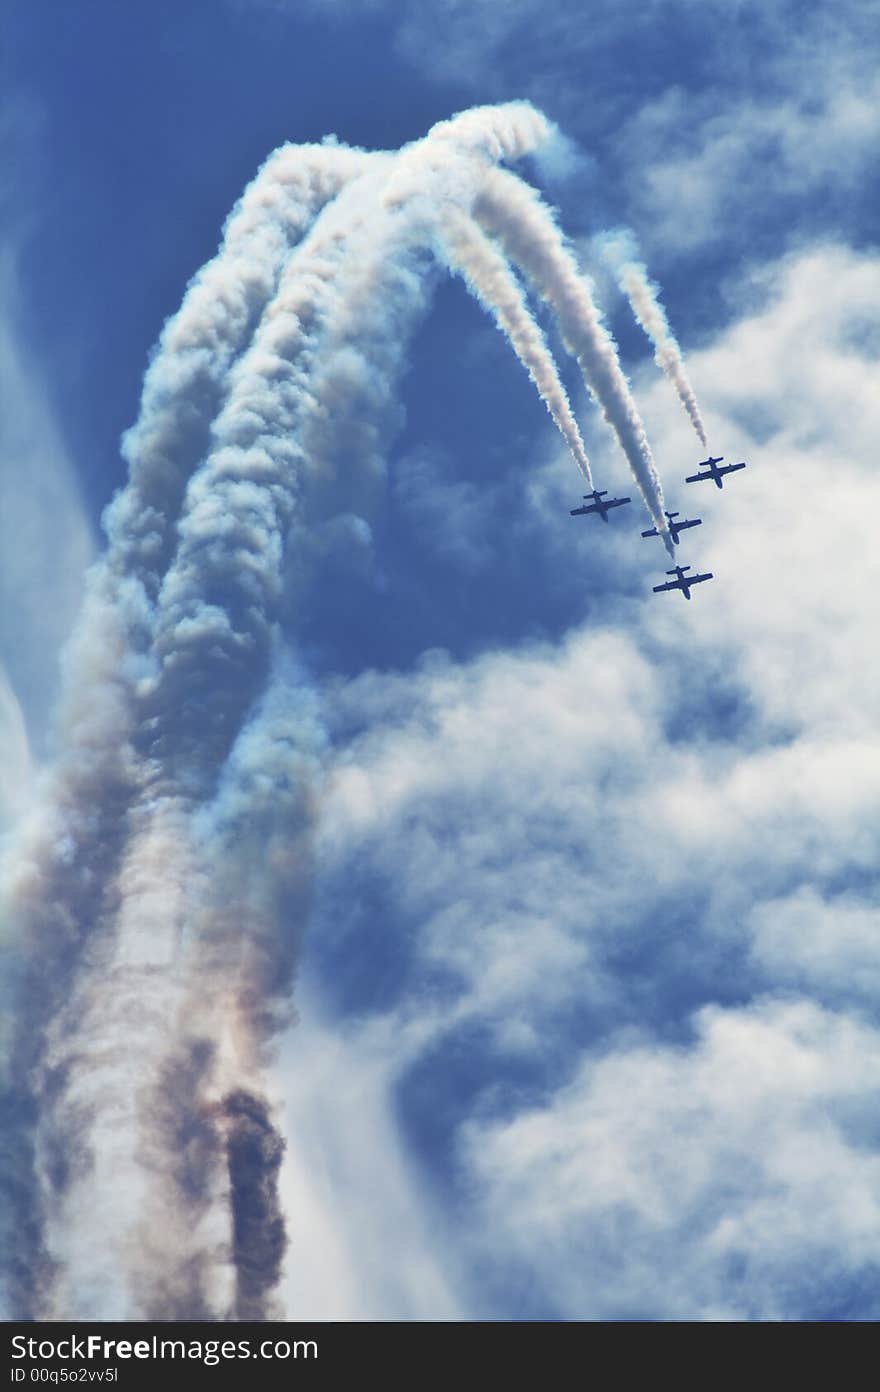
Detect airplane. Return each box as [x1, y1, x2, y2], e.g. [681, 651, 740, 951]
[652, 564, 714, 600]
[570, 489, 632, 522]
[685, 455, 747, 489]
[641, 510, 702, 546]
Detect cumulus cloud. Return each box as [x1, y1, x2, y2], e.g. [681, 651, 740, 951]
[461, 1000, 880, 1319]
[649, 246, 880, 735]
[302, 240, 880, 1318]
[617, 69, 880, 252]
[748, 888, 880, 1005]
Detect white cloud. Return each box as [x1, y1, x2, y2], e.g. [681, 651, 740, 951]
[637, 245, 880, 736]
[275, 994, 464, 1320]
[293, 240, 880, 1316]
[254, 0, 879, 256]
[461, 1000, 880, 1318]
[0, 668, 30, 833]
[749, 888, 880, 1003]
[619, 68, 880, 251]
[0, 257, 95, 762]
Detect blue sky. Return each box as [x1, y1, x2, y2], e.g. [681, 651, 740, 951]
[2, 0, 880, 1320]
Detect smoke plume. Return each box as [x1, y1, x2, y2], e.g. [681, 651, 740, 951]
[0, 102, 682, 1318]
[440, 209, 593, 482]
[597, 228, 708, 448]
[475, 167, 676, 554]
[221, 1091, 288, 1322]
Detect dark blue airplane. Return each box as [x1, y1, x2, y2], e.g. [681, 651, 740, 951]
[685, 455, 747, 489]
[653, 564, 714, 600]
[641, 510, 702, 546]
[570, 489, 632, 522]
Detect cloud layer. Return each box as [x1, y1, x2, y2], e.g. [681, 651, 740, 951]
[295, 243, 880, 1319]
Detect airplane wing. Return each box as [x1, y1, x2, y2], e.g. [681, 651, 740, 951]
[605, 496, 632, 509]
[685, 471, 709, 484]
[677, 518, 701, 531]
[720, 462, 746, 474]
[570, 504, 597, 516]
[640, 526, 659, 538]
[692, 571, 714, 584]
[652, 578, 682, 593]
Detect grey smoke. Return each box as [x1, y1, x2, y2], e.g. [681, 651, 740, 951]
[0, 103, 679, 1319]
[221, 1090, 288, 1322]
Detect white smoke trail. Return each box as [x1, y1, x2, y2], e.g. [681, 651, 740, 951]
[127, 107, 556, 1310]
[385, 105, 594, 480]
[475, 167, 675, 556]
[412, 100, 554, 167]
[70, 144, 373, 792]
[439, 209, 593, 483]
[25, 103, 562, 1319]
[31, 167, 397, 1317]
[596, 228, 708, 448]
[0, 142, 371, 1320]
[4, 101, 684, 1319]
[127, 90, 556, 1160]
[110, 142, 372, 579]
[1, 141, 370, 970]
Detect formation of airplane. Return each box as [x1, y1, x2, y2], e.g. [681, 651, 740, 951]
[570, 489, 632, 522]
[652, 564, 714, 600]
[685, 455, 747, 489]
[641, 510, 702, 546]
[569, 451, 746, 601]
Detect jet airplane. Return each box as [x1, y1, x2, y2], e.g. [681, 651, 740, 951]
[652, 564, 714, 600]
[570, 489, 632, 522]
[685, 456, 746, 489]
[641, 510, 702, 546]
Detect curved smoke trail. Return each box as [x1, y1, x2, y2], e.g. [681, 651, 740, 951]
[439, 209, 593, 483]
[474, 167, 676, 556]
[0, 140, 371, 1321]
[1, 102, 678, 1319]
[596, 228, 708, 448]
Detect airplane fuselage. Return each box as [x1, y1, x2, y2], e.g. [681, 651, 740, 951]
[686, 459, 746, 488]
[570, 490, 631, 521]
[641, 512, 701, 545]
[653, 564, 713, 598]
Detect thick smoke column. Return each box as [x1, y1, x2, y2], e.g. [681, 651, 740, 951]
[110, 142, 374, 590]
[220, 1091, 288, 1322]
[597, 228, 708, 448]
[0, 141, 370, 1322]
[1, 102, 677, 1320]
[475, 167, 675, 556]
